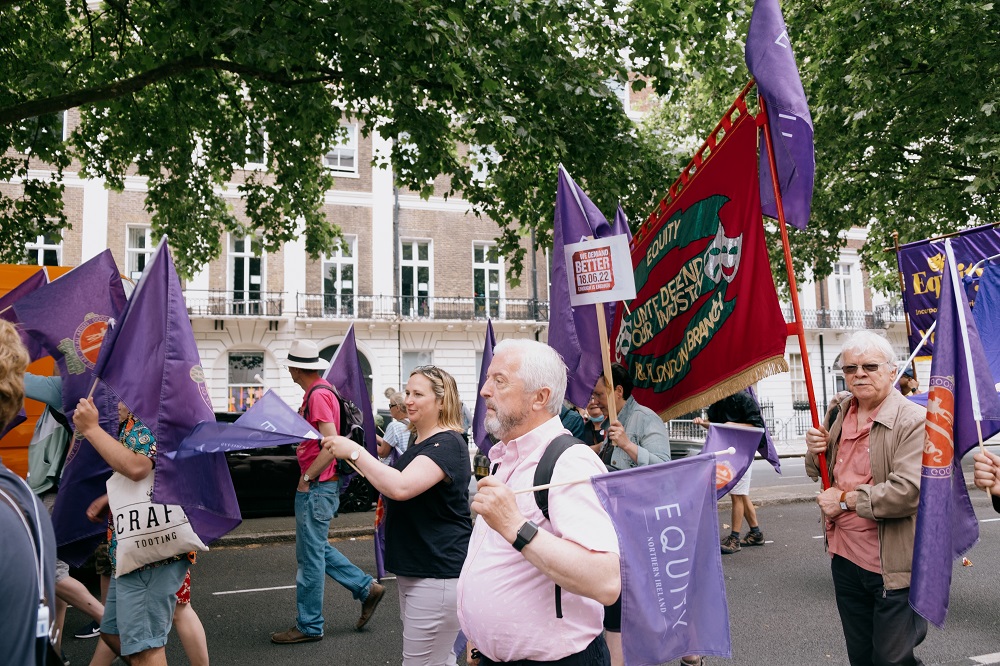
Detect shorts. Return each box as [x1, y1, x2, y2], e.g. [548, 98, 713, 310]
[730, 464, 752, 496]
[100, 558, 189, 656]
[40, 491, 69, 582]
[94, 542, 112, 577]
[603, 594, 622, 632]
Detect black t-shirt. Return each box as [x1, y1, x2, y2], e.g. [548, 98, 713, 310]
[384, 430, 472, 578]
[707, 390, 767, 448]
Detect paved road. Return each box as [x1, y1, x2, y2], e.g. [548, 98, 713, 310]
[60, 490, 1000, 666]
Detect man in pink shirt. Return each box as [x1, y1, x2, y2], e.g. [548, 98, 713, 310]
[271, 339, 384, 645]
[805, 331, 926, 666]
[458, 339, 620, 665]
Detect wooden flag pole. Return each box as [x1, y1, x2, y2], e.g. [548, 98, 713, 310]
[757, 90, 830, 490]
[596, 302, 618, 425]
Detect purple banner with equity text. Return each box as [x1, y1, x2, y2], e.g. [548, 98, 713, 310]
[898, 225, 1000, 356]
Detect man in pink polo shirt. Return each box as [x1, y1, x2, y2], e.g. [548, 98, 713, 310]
[805, 331, 927, 666]
[458, 339, 620, 665]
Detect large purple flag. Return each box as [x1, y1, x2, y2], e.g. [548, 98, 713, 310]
[0, 269, 49, 361]
[910, 240, 1000, 626]
[972, 262, 1000, 383]
[14, 250, 126, 565]
[701, 423, 766, 499]
[591, 455, 731, 665]
[323, 323, 378, 456]
[472, 319, 497, 454]
[745, 0, 815, 230]
[170, 391, 320, 457]
[550, 166, 616, 408]
[94, 238, 241, 544]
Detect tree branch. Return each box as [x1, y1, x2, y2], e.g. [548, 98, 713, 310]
[0, 56, 343, 125]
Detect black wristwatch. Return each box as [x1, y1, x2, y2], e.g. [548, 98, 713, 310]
[512, 520, 539, 552]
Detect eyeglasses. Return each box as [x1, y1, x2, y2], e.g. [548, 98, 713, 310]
[412, 365, 443, 378]
[840, 362, 890, 375]
[589, 391, 605, 403]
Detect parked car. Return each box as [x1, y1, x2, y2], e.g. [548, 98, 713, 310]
[219, 411, 377, 518]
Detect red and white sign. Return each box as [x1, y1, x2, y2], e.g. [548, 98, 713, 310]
[564, 234, 636, 306]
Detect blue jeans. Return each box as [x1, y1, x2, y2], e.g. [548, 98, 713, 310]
[295, 480, 373, 636]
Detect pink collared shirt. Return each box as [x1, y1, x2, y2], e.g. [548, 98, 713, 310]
[827, 398, 881, 573]
[457, 416, 619, 662]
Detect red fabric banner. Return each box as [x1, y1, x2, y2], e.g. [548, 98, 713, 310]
[611, 111, 788, 420]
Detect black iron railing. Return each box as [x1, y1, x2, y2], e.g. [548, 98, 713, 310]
[295, 293, 549, 322]
[184, 290, 284, 317]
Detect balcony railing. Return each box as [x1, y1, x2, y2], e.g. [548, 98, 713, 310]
[184, 290, 284, 317]
[781, 305, 905, 330]
[296, 293, 550, 322]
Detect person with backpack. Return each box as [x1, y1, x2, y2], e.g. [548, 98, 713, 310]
[323, 365, 471, 665]
[457, 339, 620, 665]
[271, 339, 384, 645]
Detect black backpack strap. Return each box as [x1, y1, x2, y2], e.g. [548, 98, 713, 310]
[302, 382, 338, 423]
[531, 433, 583, 619]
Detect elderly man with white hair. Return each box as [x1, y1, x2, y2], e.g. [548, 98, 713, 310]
[805, 331, 927, 666]
[458, 339, 620, 665]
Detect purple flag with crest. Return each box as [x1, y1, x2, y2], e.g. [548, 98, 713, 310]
[322, 323, 378, 456]
[472, 320, 497, 455]
[1, 268, 49, 361]
[171, 391, 320, 457]
[972, 262, 1000, 383]
[745, 0, 815, 230]
[14, 250, 126, 565]
[591, 455, 731, 665]
[910, 239, 1000, 626]
[94, 238, 241, 544]
[550, 166, 616, 408]
[701, 423, 766, 499]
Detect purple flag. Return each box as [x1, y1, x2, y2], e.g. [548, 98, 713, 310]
[747, 385, 781, 472]
[910, 240, 1000, 626]
[701, 423, 766, 499]
[94, 238, 241, 544]
[0, 408, 26, 440]
[14, 250, 126, 565]
[472, 320, 497, 455]
[972, 262, 1000, 383]
[591, 455, 731, 665]
[550, 166, 616, 408]
[323, 323, 378, 456]
[0, 269, 49, 361]
[170, 391, 320, 457]
[745, 0, 815, 230]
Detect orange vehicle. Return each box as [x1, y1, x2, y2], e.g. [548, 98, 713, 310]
[0, 264, 73, 478]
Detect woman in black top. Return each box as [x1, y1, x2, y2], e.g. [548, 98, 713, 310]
[324, 365, 471, 665]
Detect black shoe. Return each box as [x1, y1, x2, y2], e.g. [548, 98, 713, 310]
[741, 530, 765, 546]
[73, 620, 101, 639]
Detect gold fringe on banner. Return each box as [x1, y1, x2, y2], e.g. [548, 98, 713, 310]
[656, 355, 790, 423]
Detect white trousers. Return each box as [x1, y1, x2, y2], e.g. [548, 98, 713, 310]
[396, 575, 460, 666]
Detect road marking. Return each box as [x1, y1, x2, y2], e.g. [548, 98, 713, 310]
[212, 576, 398, 596]
[972, 652, 1000, 664]
[981, 518, 1000, 523]
[812, 535, 824, 539]
[212, 585, 296, 596]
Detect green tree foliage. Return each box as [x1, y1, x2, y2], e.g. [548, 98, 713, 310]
[638, 0, 1000, 293]
[1, 0, 708, 277]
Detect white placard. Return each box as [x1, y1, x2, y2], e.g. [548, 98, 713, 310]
[563, 234, 636, 306]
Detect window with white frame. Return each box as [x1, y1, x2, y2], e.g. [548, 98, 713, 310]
[227, 351, 264, 412]
[402, 351, 434, 387]
[788, 353, 808, 404]
[25, 234, 62, 266]
[324, 122, 358, 174]
[229, 235, 264, 314]
[126, 226, 155, 280]
[400, 240, 431, 317]
[830, 262, 855, 327]
[245, 125, 268, 168]
[473, 242, 503, 318]
[323, 236, 356, 317]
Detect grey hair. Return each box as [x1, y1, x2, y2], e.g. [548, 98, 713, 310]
[841, 331, 897, 369]
[494, 338, 567, 415]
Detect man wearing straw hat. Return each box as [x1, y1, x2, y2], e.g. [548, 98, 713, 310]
[271, 338, 384, 644]
[458, 339, 620, 665]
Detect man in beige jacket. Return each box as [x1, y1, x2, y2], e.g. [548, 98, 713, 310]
[805, 331, 927, 666]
